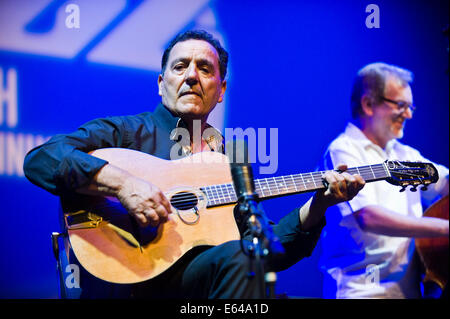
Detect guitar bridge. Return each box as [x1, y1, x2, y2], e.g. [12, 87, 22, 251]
[65, 210, 103, 230]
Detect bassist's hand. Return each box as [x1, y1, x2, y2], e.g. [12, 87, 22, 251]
[117, 175, 172, 227]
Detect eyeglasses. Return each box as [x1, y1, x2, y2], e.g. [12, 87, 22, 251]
[381, 96, 416, 112]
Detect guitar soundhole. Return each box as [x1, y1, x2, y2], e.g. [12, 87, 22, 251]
[170, 191, 199, 210]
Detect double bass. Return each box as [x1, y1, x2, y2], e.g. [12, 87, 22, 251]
[415, 195, 449, 296]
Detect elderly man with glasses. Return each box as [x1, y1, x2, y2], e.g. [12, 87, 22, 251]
[318, 62, 449, 299]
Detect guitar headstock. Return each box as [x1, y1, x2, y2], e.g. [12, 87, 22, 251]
[385, 160, 439, 192]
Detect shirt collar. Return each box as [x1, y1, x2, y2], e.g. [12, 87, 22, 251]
[153, 103, 182, 132]
[155, 104, 223, 155]
[345, 122, 399, 154]
[344, 122, 373, 148]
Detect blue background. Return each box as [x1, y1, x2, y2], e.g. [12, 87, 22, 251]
[0, 0, 448, 298]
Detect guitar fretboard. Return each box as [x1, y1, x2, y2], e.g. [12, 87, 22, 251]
[201, 163, 390, 207]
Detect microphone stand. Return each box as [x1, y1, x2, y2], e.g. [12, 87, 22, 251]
[237, 194, 280, 299]
[227, 139, 282, 299]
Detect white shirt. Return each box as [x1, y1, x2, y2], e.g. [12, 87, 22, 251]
[319, 122, 449, 299]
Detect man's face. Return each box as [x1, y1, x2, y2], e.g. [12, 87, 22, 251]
[158, 39, 226, 121]
[371, 76, 413, 143]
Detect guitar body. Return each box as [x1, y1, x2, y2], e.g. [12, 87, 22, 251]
[415, 195, 449, 290]
[62, 148, 240, 284]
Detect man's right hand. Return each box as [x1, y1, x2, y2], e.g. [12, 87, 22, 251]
[77, 163, 172, 228]
[117, 175, 172, 227]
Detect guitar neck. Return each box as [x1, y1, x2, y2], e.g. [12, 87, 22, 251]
[202, 163, 390, 207]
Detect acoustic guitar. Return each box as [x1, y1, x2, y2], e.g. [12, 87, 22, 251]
[61, 148, 439, 284]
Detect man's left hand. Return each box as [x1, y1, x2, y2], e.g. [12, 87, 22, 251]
[317, 164, 365, 207]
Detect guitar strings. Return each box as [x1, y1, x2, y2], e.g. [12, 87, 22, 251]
[170, 165, 390, 205]
[169, 168, 389, 206]
[169, 163, 429, 206]
[170, 163, 427, 206]
[167, 164, 399, 207]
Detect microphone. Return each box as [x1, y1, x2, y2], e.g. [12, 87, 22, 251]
[226, 139, 258, 202]
[226, 139, 284, 257]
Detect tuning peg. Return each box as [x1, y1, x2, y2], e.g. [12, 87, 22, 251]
[410, 186, 417, 192]
[421, 185, 428, 191]
[399, 186, 407, 192]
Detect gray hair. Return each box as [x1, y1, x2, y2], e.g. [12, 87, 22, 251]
[350, 62, 413, 118]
